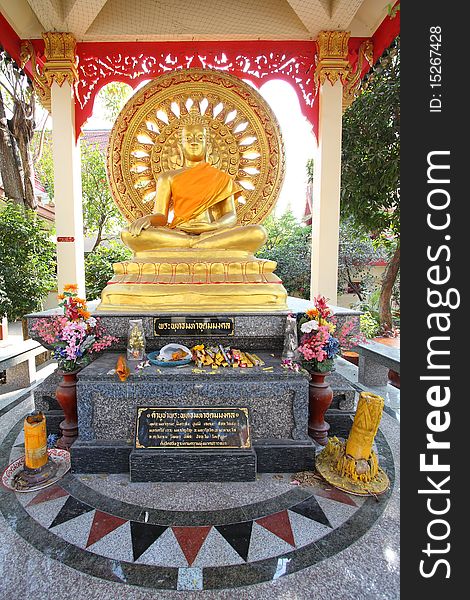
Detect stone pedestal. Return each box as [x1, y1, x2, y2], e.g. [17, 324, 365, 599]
[358, 355, 390, 386]
[70, 351, 315, 478]
[130, 448, 257, 482]
[27, 298, 361, 481]
[97, 253, 287, 313]
[5, 358, 36, 387]
[27, 298, 361, 356]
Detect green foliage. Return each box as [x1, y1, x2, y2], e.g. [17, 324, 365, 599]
[0, 273, 12, 317]
[34, 135, 54, 198]
[36, 138, 126, 248]
[85, 241, 132, 300]
[306, 158, 315, 184]
[387, 2, 400, 18]
[361, 288, 380, 321]
[99, 82, 133, 123]
[256, 211, 311, 298]
[0, 201, 56, 320]
[305, 358, 335, 374]
[338, 219, 387, 301]
[360, 310, 381, 339]
[341, 40, 400, 329]
[80, 142, 126, 245]
[341, 40, 400, 235]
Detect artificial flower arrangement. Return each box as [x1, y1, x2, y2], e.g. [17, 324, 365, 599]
[296, 295, 365, 374]
[31, 284, 118, 372]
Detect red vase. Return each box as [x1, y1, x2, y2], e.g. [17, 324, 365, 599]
[0, 316, 8, 340]
[307, 371, 333, 446]
[55, 370, 79, 449]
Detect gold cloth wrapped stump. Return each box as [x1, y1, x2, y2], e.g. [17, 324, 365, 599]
[315, 392, 390, 496]
[96, 70, 287, 313]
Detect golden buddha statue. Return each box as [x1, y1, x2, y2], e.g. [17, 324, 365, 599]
[121, 123, 267, 255]
[96, 69, 287, 313]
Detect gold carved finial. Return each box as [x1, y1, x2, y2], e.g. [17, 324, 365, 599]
[343, 40, 374, 111]
[20, 33, 78, 110]
[315, 31, 351, 86]
[20, 41, 51, 113]
[180, 102, 206, 127]
[42, 32, 78, 88]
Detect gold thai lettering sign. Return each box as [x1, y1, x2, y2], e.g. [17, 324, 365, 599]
[135, 407, 251, 449]
[154, 317, 234, 337]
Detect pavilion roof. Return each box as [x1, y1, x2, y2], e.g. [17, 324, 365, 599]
[81, 129, 110, 152]
[1, 0, 394, 42]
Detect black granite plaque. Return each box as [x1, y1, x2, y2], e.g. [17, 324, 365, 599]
[135, 407, 251, 449]
[153, 316, 234, 337]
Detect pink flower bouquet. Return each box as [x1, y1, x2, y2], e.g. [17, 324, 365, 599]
[297, 295, 365, 374]
[32, 284, 118, 373]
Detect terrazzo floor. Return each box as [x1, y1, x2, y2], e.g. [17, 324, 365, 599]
[0, 386, 400, 599]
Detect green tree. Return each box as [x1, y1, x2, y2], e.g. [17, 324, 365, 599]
[0, 50, 37, 209]
[0, 273, 12, 318]
[341, 38, 400, 331]
[37, 137, 126, 250]
[34, 133, 54, 198]
[85, 241, 132, 300]
[256, 211, 311, 298]
[338, 219, 388, 303]
[81, 142, 126, 250]
[0, 201, 56, 320]
[99, 82, 133, 123]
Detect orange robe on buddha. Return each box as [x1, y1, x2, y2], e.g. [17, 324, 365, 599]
[169, 162, 239, 228]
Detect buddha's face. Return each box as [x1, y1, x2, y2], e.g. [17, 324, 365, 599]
[181, 124, 207, 162]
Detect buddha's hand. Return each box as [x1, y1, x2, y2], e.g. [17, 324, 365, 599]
[128, 215, 152, 236]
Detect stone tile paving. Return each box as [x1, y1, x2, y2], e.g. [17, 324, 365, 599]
[0, 390, 399, 598]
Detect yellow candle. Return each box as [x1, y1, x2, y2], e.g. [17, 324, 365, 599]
[24, 411, 48, 470]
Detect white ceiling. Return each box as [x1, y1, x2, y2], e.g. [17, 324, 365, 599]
[1, 0, 391, 41]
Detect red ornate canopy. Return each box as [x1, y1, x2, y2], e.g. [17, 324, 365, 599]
[0, 9, 399, 141]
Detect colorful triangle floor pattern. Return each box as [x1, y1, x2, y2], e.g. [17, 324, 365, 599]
[15, 482, 360, 568]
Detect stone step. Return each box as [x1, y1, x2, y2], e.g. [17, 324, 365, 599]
[129, 448, 257, 482]
[71, 438, 315, 475]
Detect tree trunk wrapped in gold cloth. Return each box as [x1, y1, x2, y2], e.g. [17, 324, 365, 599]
[315, 392, 390, 496]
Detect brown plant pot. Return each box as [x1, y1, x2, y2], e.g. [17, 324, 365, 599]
[0, 316, 8, 341]
[388, 369, 400, 388]
[342, 351, 359, 366]
[55, 370, 79, 449]
[307, 371, 333, 446]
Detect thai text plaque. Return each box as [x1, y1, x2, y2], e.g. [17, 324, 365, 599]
[154, 316, 234, 337]
[135, 407, 251, 449]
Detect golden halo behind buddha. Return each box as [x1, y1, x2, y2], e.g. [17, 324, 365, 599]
[107, 69, 285, 225]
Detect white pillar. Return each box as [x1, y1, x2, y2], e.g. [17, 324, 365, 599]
[310, 79, 343, 304]
[310, 31, 350, 305]
[50, 80, 85, 297]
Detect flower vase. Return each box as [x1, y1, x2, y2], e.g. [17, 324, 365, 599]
[55, 370, 79, 449]
[0, 315, 8, 341]
[307, 371, 333, 446]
